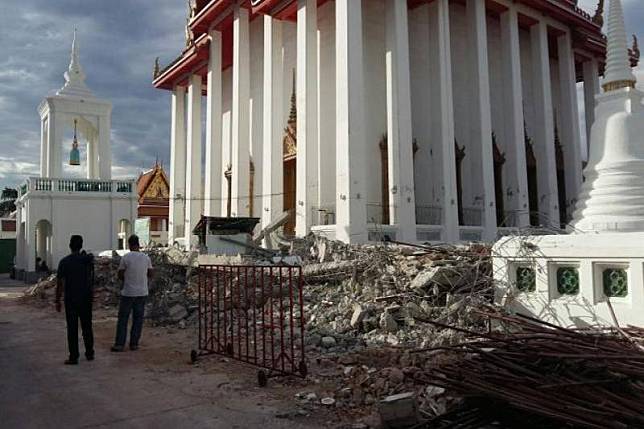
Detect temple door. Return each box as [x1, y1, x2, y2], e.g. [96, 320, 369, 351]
[555, 140, 567, 228]
[455, 141, 466, 226]
[379, 135, 390, 225]
[224, 166, 232, 217]
[493, 140, 506, 226]
[283, 158, 296, 236]
[525, 141, 539, 226]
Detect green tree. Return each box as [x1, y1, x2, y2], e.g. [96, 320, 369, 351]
[0, 187, 18, 217]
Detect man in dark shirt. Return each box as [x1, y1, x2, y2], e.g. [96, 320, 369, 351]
[56, 235, 95, 365]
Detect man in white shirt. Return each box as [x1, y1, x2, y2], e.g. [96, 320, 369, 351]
[111, 235, 153, 352]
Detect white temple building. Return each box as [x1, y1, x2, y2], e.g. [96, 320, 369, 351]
[494, 0, 644, 328]
[14, 32, 137, 280]
[154, 0, 635, 245]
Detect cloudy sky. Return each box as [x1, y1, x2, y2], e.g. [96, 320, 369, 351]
[0, 0, 642, 190]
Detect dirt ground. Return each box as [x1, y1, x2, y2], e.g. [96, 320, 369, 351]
[0, 277, 345, 429]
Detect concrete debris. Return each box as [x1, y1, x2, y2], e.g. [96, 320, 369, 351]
[299, 235, 492, 351]
[24, 234, 498, 426]
[321, 336, 337, 348]
[378, 392, 419, 429]
[24, 248, 198, 326]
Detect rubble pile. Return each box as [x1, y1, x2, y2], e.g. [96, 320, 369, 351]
[24, 248, 199, 326]
[295, 236, 493, 351]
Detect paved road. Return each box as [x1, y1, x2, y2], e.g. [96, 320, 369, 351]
[0, 287, 318, 429]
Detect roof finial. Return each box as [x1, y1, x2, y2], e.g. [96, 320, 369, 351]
[602, 0, 636, 92]
[65, 28, 86, 86]
[592, 0, 604, 27]
[288, 68, 296, 123]
[153, 57, 160, 79]
[630, 34, 640, 68]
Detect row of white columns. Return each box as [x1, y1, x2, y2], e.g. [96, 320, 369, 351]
[167, 0, 600, 245]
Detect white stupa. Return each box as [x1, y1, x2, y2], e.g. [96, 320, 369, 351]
[571, 0, 644, 232]
[493, 0, 644, 328]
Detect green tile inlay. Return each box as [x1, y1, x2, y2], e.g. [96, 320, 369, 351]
[516, 267, 536, 292]
[557, 267, 579, 295]
[603, 268, 628, 298]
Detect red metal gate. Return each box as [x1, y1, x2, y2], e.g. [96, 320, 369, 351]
[192, 265, 307, 385]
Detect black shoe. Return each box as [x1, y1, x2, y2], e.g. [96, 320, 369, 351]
[129, 345, 138, 351]
[110, 346, 124, 352]
[64, 359, 78, 365]
[86, 354, 95, 361]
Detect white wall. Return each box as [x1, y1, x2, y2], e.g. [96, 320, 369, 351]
[317, 0, 336, 211]
[409, 5, 438, 212]
[520, 28, 536, 145]
[221, 68, 232, 215]
[23, 193, 135, 269]
[362, 0, 387, 220]
[450, 3, 481, 212]
[250, 17, 265, 218]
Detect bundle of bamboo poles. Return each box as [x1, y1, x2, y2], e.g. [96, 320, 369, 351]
[418, 311, 644, 429]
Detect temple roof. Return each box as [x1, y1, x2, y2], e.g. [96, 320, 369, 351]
[136, 162, 169, 203]
[154, 0, 611, 92]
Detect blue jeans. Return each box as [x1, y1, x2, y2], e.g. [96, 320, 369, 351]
[114, 296, 146, 347]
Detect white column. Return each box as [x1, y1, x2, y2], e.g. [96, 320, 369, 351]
[169, 86, 186, 244]
[500, 8, 530, 227]
[530, 21, 559, 227]
[25, 216, 35, 272]
[385, 0, 416, 242]
[466, 0, 496, 240]
[557, 32, 583, 219]
[40, 117, 48, 177]
[48, 113, 64, 178]
[335, 0, 368, 243]
[98, 113, 112, 180]
[185, 74, 203, 240]
[87, 137, 96, 179]
[429, 0, 458, 242]
[582, 58, 600, 151]
[231, 3, 251, 217]
[296, 0, 319, 237]
[15, 207, 23, 269]
[262, 15, 284, 230]
[205, 30, 223, 217]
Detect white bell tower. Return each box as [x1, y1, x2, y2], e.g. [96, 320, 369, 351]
[38, 30, 112, 180]
[14, 31, 137, 280]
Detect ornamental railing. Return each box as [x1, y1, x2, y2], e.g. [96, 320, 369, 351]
[462, 208, 483, 227]
[416, 205, 442, 226]
[20, 177, 136, 196]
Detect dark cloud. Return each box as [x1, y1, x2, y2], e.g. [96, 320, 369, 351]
[0, 0, 187, 188]
[0, 1, 643, 189]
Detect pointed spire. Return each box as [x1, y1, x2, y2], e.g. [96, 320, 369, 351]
[57, 29, 93, 98]
[602, 0, 636, 92]
[64, 29, 86, 86]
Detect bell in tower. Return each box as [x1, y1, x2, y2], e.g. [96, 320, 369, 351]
[69, 118, 80, 166]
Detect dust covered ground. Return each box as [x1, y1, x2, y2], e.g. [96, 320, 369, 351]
[0, 279, 341, 429]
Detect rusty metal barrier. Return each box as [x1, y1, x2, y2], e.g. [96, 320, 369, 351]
[191, 265, 307, 386]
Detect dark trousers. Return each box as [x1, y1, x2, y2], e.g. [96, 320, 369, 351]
[114, 296, 146, 347]
[65, 300, 94, 360]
